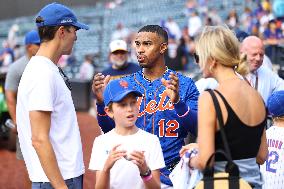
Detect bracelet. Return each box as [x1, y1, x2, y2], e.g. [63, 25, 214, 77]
[187, 148, 198, 170]
[142, 174, 153, 182]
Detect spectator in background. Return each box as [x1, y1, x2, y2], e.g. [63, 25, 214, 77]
[102, 39, 140, 80]
[0, 41, 14, 69]
[207, 8, 222, 26]
[188, 10, 202, 38]
[5, 29, 40, 189]
[263, 20, 284, 45]
[226, 9, 239, 29]
[164, 17, 182, 40]
[165, 37, 188, 72]
[79, 54, 95, 80]
[240, 7, 253, 32]
[241, 36, 284, 104]
[16, 3, 89, 189]
[7, 24, 19, 49]
[111, 22, 130, 41]
[92, 40, 140, 118]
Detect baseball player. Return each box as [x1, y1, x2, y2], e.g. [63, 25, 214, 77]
[92, 25, 199, 187]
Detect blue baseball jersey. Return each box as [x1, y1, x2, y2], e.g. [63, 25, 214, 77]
[97, 68, 199, 185]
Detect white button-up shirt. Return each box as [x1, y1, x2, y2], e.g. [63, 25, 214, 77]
[245, 66, 284, 105]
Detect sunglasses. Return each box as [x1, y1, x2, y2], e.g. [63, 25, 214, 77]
[58, 67, 72, 91]
[193, 53, 199, 64]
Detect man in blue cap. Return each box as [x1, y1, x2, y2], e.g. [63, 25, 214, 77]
[16, 3, 89, 189]
[5, 29, 40, 189]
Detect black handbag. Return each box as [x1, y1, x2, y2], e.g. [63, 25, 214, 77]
[194, 90, 251, 189]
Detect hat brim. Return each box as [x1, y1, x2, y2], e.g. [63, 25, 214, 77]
[26, 39, 41, 45]
[112, 90, 142, 103]
[73, 21, 89, 30]
[111, 48, 128, 53]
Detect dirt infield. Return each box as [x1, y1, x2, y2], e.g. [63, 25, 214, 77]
[0, 112, 102, 189]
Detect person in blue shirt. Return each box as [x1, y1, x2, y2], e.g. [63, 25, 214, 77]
[92, 25, 199, 187]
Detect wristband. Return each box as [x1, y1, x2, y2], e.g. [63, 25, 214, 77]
[142, 174, 153, 182]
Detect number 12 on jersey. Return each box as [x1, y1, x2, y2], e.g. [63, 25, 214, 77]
[158, 119, 179, 137]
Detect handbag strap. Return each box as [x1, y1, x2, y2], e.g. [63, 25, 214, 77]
[207, 89, 232, 160]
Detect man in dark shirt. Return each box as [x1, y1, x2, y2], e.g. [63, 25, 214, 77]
[102, 39, 140, 80]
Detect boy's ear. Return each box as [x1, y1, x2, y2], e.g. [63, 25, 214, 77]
[104, 107, 114, 119]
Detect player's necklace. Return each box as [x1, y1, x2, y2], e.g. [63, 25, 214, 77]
[142, 66, 169, 82]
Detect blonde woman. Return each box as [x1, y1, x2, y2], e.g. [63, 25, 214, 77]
[181, 26, 268, 188]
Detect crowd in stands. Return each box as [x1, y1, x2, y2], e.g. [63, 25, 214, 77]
[0, 0, 283, 78]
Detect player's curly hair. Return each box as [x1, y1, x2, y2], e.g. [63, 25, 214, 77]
[138, 25, 168, 43]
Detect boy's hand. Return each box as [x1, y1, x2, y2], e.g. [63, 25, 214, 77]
[161, 72, 180, 104]
[129, 151, 148, 174]
[103, 144, 126, 171]
[92, 73, 110, 104]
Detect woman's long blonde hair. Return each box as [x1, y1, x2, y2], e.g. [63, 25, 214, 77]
[195, 25, 249, 76]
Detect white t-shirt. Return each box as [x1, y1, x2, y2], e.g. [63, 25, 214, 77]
[260, 126, 284, 189]
[16, 56, 84, 182]
[89, 129, 165, 189]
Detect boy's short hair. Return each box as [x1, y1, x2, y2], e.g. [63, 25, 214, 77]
[103, 79, 142, 106]
[35, 2, 89, 41]
[267, 90, 284, 117]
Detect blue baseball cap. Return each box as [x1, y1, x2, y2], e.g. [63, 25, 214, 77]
[235, 30, 249, 42]
[36, 2, 89, 30]
[104, 79, 142, 106]
[267, 91, 284, 117]
[25, 30, 40, 45]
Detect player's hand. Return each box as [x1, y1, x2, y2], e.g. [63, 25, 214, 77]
[179, 143, 198, 157]
[128, 151, 148, 174]
[103, 144, 126, 172]
[92, 73, 110, 104]
[161, 72, 180, 104]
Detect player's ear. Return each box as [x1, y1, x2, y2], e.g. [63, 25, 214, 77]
[160, 42, 167, 54]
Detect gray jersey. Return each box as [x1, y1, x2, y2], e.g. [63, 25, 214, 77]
[5, 55, 29, 92]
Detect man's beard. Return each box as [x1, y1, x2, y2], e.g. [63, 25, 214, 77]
[113, 60, 127, 69]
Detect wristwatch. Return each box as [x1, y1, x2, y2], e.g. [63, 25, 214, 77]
[140, 168, 151, 177]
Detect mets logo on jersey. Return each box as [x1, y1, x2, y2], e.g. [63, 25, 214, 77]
[119, 80, 128, 88]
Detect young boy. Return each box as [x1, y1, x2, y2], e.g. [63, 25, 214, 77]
[89, 78, 165, 189]
[260, 91, 284, 189]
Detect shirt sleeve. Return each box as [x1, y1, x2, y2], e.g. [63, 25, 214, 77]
[175, 77, 199, 136]
[89, 137, 107, 171]
[27, 71, 55, 111]
[5, 65, 19, 92]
